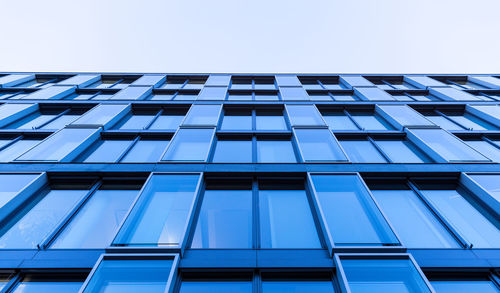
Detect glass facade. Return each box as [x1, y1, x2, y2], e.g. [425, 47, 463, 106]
[0, 72, 499, 292]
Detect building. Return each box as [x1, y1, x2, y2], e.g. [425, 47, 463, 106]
[0, 72, 499, 292]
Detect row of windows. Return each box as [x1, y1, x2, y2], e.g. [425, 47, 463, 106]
[0, 172, 499, 250]
[2, 257, 499, 292]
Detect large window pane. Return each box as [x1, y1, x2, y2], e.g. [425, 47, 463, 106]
[16, 128, 99, 162]
[431, 280, 499, 293]
[371, 189, 459, 248]
[340, 258, 432, 293]
[183, 105, 221, 126]
[70, 104, 129, 128]
[425, 115, 463, 130]
[280, 87, 309, 101]
[162, 128, 214, 161]
[259, 190, 321, 248]
[0, 139, 41, 162]
[463, 140, 500, 162]
[256, 114, 287, 130]
[376, 105, 434, 128]
[81, 140, 131, 163]
[339, 140, 386, 163]
[82, 259, 173, 293]
[0, 174, 39, 209]
[116, 115, 156, 130]
[0, 189, 87, 248]
[198, 86, 227, 100]
[40, 114, 80, 129]
[310, 174, 399, 246]
[322, 112, 359, 131]
[420, 189, 500, 248]
[221, 113, 252, 130]
[286, 105, 325, 126]
[212, 140, 252, 163]
[374, 139, 430, 163]
[447, 113, 497, 130]
[8, 113, 57, 129]
[262, 280, 335, 293]
[295, 129, 348, 162]
[149, 115, 184, 131]
[192, 189, 252, 248]
[121, 140, 170, 163]
[51, 189, 138, 248]
[115, 174, 200, 246]
[180, 280, 252, 293]
[257, 140, 296, 163]
[11, 275, 83, 293]
[407, 129, 489, 162]
[350, 113, 393, 130]
[469, 174, 500, 202]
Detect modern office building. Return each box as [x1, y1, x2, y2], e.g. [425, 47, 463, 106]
[0, 72, 499, 292]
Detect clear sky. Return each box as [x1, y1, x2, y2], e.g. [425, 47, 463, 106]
[0, 0, 499, 73]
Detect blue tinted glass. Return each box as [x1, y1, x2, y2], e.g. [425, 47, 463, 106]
[82, 140, 131, 163]
[0, 189, 87, 248]
[183, 105, 221, 126]
[262, 281, 335, 293]
[355, 87, 395, 101]
[121, 140, 170, 163]
[256, 115, 287, 130]
[221, 115, 252, 130]
[212, 140, 252, 163]
[40, 115, 79, 129]
[51, 190, 138, 248]
[259, 190, 321, 248]
[192, 190, 252, 248]
[0, 140, 40, 162]
[311, 175, 399, 246]
[431, 281, 499, 293]
[17, 128, 98, 161]
[464, 140, 500, 162]
[0, 174, 39, 209]
[71, 104, 128, 126]
[425, 116, 463, 130]
[421, 189, 500, 248]
[323, 114, 359, 131]
[377, 105, 434, 127]
[447, 114, 497, 130]
[0, 103, 35, 120]
[295, 129, 347, 162]
[115, 174, 200, 246]
[180, 281, 252, 293]
[371, 190, 459, 248]
[350, 113, 393, 130]
[341, 258, 432, 293]
[149, 115, 184, 130]
[12, 281, 82, 293]
[83, 259, 173, 293]
[374, 140, 430, 163]
[286, 105, 325, 126]
[280, 87, 309, 101]
[257, 140, 296, 163]
[198, 86, 227, 100]
[8, 113, 57, 129]
[117, 115, 155, 130]
[162, 128, 214, 161]
[340, 140, 386, 163]
[109, 86, 151, 100]
[469, 174, 500, 202]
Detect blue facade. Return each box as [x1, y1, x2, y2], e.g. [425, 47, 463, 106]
[0, 72, 499, 292]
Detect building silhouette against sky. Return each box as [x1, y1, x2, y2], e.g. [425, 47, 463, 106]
[0, 72, 499, 292]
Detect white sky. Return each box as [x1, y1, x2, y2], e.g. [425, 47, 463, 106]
[0, 0, 499, 74]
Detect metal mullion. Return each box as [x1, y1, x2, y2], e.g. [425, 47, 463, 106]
[446, 79, 468, 89]
[490, 272, 500, 289]
[343, 109, 363, 130]
[39, 180, 103, 249]
[482, 136, 500, 150]
[109, 78, 124, 88]
[252, 136, 257, 163]
[181, 79, 189, 89]
[252, 79, 256, 91]
[254, 270, 262, 293]
[5, 91, 26, 100]
[34, 109, 71, 129]
[116, 136, 140, 162]
[0, 135, 23, 152]
[381, 79, 398, 89]
[144, 109, 163, 130]
[0, 273, 22, 293]
[434, 110, 469, 130]
[367, 136, 392, 163]
[252, 179, 260, 250]
[479, 92, 498, 101]
[403, 92, 417, 101]
[317, 79, 326, 89]
[407, 181, 471, 248]
[37, 78, 58, 88]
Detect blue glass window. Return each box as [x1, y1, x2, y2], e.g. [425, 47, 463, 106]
[0, 139, 41, 162]
[0, 174, 39, 209]
[280, 87, 309, 101]
[192, 189, 252, 248]
[82, 258, 173, 293]
[294, 129, 348, 162]
[374, 139, 431, 163]
[162, 128, 214, 161]
[425, 115, 463, 130]
[183, 105, 221, 126]
[262, 280, 335, 293]
[81, 140, 131, 163]
[322, 112, 359, 131]
[376, 105, 434, 128]
[11, 276, 83, 293]
[115, 114, 156, 130]
[259, 189, 321, 248]
[0, 189, 87, 248]
[420, 189, 500, 248]
[355, 87, 395, 101]
[469, 174, 500, 202]
[212, 139, 252, 163]
[431, 280, 499, 293]
[256, 140, 296, 163]
[180, 280, 252, 293]
[221, 111, 252, 130]
[463, 140, 500, 162]
[7, 112, 58, 129]
[70, 104, 129, 128]
[198, 86, 227, 100]
[114, 174, 200, 246]
[51, 189, 138, 248]
[444, 113, 497, 130]
[206, 75, 231, 86]
[256, 111, 287, 130]
[310, 174, 399, 246]
[371, 189, 459, 248]
[149, 114, 184, 131]
[339, 140, 387, 163]
[286, 105, 325, 126]
[121, 140, 170, 163]
[110, 86, 151, 100]
[340, 257, 432, 293]
[40, 114, 80, 129]
[350, 112, 393, 130]
[16, 128, 99, 162]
